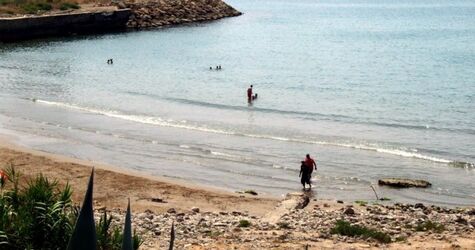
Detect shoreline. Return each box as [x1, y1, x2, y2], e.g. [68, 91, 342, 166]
[1, 136, 475, 248]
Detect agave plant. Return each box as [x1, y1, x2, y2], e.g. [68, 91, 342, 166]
[97, 210, 113, 249]
[121, 199, 133, 250]
[169, 222, 175, 250]
[67, 169, 97, 250]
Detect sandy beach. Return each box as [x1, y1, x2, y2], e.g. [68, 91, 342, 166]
[1, 137, 474, 249]
[0, 138, 278, 216]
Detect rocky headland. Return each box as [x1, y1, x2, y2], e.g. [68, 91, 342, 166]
[0, 0, 241, 41]
[120, 0, 242, 29]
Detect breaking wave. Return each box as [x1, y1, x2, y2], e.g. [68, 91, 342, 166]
[35, 99, 466, 165]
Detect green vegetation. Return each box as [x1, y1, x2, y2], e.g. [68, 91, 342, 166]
[95, 210, 143, 250]
[379, 197, 391, 201]
[330, 220, 391, 243]
[0, 0, 80, 15]
[415, 220, 445, 233]
[204, 230, 222, 238]
[395, 236, 407, 242]
[354, 200, 368, 206]
[60, 2, 79, 10]
[277, 221, 291, 229]
[0, 165, 143, 249]
[22, 2, 52, 13]
[238, 219, 251, 228]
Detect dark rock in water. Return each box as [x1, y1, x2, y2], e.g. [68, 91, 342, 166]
[378, 178, 431, 188]
[337, 200, 344, 204]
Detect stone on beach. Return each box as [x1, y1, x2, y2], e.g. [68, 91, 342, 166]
[378, 178, 432, 188]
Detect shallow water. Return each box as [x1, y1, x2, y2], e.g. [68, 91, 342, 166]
[0, 0, 474, 205]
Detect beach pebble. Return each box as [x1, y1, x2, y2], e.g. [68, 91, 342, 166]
[343, 207, 355, 215]
[191, 207, 200, 213]
[167, 208, 176, 213]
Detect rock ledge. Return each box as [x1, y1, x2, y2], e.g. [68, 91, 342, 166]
[378, 178, 432, 188]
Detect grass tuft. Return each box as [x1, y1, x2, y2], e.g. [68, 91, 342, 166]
[330, 220, 391, 243]
[415, 220, 445, 233]
[238, 219, 251, 228]
[277, 222, 291, 229]
[59, 2, 78, 10]
[354, 200, 368, 206]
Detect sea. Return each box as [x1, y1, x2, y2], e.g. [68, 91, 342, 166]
[0, 0, 474, 206]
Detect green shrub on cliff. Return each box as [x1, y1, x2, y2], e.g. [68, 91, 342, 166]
[60, 2, 79, 10]
[21, 2, 52, 13]
[1, 0, 80, 14]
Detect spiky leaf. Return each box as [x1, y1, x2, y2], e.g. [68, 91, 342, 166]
[168, 222, 175, 250]
[121, 199, 133, 250]
[67, 169, 96, 250]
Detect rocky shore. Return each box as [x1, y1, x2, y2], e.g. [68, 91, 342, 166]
[118, 0, 242, 29]
[102, 198, 475, 249]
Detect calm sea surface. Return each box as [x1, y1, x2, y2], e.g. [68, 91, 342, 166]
[1, 0, 474, 205]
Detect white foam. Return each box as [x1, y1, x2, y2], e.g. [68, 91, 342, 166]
[36, 99, 454, 165]
[210, 151, 234, 157]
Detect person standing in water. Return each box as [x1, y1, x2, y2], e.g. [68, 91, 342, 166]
[305, 154, 317, 184]
[299, 161, 311, 189]
[247, 85, 253, 102]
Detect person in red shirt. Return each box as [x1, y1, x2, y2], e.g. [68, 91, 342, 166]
[247, 85, 253, 102]
[305, 154, 317, 175]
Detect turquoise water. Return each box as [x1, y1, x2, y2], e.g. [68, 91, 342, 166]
[0, 0, 474, 205]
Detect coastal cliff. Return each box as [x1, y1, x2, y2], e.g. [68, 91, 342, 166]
[0, 9, 131, 42]
[122, 0, 242, 28]
[0, 0, 241, 41]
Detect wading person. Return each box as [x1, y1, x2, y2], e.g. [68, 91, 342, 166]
[247, 85, 253, 102]
[305, 154, 317, 184]
[299, 161, 311, 189]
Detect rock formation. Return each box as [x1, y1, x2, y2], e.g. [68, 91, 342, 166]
[116, 0, 242, 29]
[378, 178, 432, 188]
